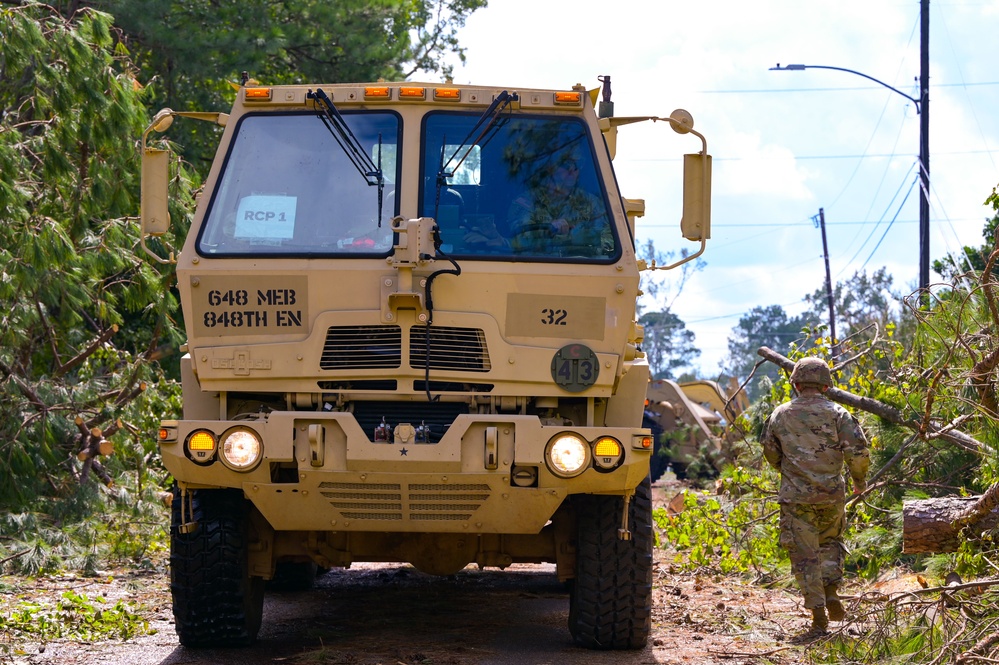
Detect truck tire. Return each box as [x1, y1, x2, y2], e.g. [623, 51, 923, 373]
[568, 476, 653, 649]
[170, 487, 265, 647]
[643, 414, 668, 483]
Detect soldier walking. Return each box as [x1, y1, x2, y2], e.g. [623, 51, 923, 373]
[761, 357, 870, 637]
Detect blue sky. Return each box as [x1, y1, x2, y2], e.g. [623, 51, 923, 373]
[427, 0, 999, 375]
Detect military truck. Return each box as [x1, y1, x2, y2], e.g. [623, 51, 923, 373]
[644, 378, 747, 480]
[140, 76, 711, 650]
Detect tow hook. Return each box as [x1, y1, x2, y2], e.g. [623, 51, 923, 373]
[178, 487, 199, 535]
[617, 491, 633, 541]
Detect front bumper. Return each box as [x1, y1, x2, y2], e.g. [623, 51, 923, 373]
[160, 411, 651, 534]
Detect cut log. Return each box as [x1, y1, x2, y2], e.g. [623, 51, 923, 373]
[903, 493, 999, 554]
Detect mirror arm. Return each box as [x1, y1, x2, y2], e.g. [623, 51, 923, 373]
[140, 234, 176, 264]
[641, 239, 707, 272]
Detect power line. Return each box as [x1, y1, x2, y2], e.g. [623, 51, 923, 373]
[698, 81, 999, 94]
[860, 177, 918, 271]
[626, 149, 996, 163]
[840, 162, 917, 272]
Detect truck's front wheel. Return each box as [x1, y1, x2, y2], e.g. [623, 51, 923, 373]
[170, 487, 265, 647]
[568, 477, 653, 649]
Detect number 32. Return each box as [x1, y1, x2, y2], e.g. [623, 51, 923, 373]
[541, 308, 567, 325]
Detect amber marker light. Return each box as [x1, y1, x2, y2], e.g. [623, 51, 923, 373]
[244, 87, 272, 100]
[554, 91, 582, 105]
[185, 429, 217, 465]
[434, 87, 461, 100]
[399, 86, 426, 99]
[593, 436, 624, 471]
[594, 437, 622, 457]
[365, 86, 391, 98]
[188, 431, 216, 451]
[633, 434, 654, 450]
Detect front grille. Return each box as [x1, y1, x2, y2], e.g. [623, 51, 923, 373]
[409, 326, 491, 372]
[317, 481, 490, 522]
[320, 326, 401, 369]
[351, 401, 469, 443]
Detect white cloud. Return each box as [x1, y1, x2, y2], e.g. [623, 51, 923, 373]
[425, 0, 999, 376]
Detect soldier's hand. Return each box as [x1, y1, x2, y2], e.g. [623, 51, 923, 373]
[853, 480, 867, 495]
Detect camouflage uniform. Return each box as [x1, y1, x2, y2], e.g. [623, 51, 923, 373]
[762, 389, 870, 610]
[507, 188, 613, 257]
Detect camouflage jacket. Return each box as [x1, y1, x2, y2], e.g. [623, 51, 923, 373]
[762, 393, 870, 504]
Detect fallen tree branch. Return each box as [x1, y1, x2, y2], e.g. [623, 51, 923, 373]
[756, 346, 989, 453]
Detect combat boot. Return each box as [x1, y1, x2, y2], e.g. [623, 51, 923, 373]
[810, 606, 829, 634]
[825, 584, 845, 622]
[791, 607, 828, 643]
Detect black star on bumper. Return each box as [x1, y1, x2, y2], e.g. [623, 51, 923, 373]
[399, 448, 408, 456]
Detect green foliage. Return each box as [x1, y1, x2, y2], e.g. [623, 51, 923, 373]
[655, 465, 785, 576]
[639, 310, 700, 379]
[636, 239, 704, 378]
[804, 268, 907, 347]
[0, 482, 171, 577]
[723, 304, 817, 399]
[92, 0, 488, 167]
[0, 4, 187, 549]
[0, 588, 151, 642]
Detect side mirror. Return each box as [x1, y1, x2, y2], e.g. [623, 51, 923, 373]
[680, 153, 712, 241]
[141, 147, 171, 237]
[138, 108, 226, 264]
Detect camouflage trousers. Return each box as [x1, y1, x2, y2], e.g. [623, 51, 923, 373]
[779, 502, 845, 609]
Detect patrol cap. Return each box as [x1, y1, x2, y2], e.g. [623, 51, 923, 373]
[790, 357, 832, 387]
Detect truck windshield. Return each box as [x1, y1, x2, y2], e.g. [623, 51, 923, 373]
[421, 113, 619, 262]
[197, 111, 401, 256]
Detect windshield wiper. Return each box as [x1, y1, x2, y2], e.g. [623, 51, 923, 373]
[433, 90, 518, 218]
[308, 88, 386, 226]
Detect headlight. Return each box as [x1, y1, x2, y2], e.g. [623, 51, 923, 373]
[185, 429, 217, 465]
[220, 427, 263, 471]
[545, 433, 591, 478]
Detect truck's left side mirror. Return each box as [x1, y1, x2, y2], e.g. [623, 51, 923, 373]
[141, 147, 171, 237]
[680, 153, 712, 242]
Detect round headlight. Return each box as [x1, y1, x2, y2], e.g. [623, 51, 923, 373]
[545, 433, 591, 478]
[220, 427, 262, 471]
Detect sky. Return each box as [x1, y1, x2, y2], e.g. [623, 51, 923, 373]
[421, 0, 999, 377]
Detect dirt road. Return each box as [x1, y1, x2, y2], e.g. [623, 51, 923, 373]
[8, 485, 808, 665]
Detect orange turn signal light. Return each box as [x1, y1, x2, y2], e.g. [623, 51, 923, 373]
[399, 86, 426, 99]
[365, 86, 391, 98]
[554, 91, 582, 105]
[594, 437, 622, 457]
[188, 431, 217, 451]
[244, 87, 272, 100]
[434, 87, 461, 100]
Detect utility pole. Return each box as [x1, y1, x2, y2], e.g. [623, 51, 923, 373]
[773, 1, 931, 292]
[814, 208, 838, 356]
[919, 0, 931, 293]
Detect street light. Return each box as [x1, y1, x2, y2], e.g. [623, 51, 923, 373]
[770, 63, 929, 292]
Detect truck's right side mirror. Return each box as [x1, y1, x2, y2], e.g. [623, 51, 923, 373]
[141, 147, 171, 237]
[680, 153, 712, 242]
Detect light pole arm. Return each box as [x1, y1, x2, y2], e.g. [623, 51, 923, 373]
[770, 64, 921, 112]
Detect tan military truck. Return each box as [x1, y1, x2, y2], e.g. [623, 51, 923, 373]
[644, 378, 747, 480]
[141, 76, 711, 650]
